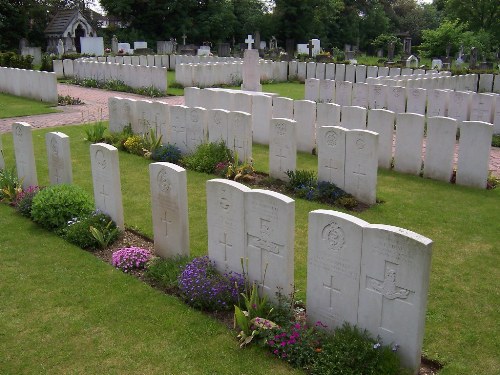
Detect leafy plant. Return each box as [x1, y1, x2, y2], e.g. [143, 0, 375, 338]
[31, 184, 93, 231]
[61, 210, 120, 250]
[58, 95, 83, 106]
[106, 124, 134, 150]
[151, 143, 182, 163]
[144, 255, 192, 291]
[310, 323, 403, 375]
[0, 167, 23, 204]
[492, 135, 500, 148]
[141, 128, 163, 155]
[178, 256, 245, 311]
[84, 121, 107, 143]
[225, 152, 255, 181]
[112, 247, 152, 272]
[181, 141, 232, 174]
[14, 185, 42, 217]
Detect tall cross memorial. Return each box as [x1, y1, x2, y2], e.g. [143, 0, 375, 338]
[245, 34, 254, 50]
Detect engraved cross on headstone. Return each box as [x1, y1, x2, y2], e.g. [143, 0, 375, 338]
[99, 184, 109, 210]
[352, 164, 366, 190]
[275, 147, 287, 172]
[307, 40, 314, 58]
[245, 35, 254, 50]
[323, 274, 341, 312]
[323, 158, 338, 180]
[219, 233, 232, 262]
[161, 211, 172, 237]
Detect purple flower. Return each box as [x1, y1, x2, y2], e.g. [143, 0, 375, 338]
[112, 247, 151, 272]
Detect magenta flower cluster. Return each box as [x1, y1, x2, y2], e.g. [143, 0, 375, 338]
[112, 247, 151, 272]
[178, 256, 245, 311]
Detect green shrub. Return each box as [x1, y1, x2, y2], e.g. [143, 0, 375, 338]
[123, 135, 147, 156]
[0, 167, 23, 204]
[31, 184, 93, 231]
[105, 124, 133, 150]
[181, 141, 232, 174]
[310, 323, 403, 375]
[151, 144, 182, 163]
[84, 121, 107, 143]
[60, 210, 120, 250]
[492, 135, 500, 148]
[15, 186, 42, 217]
[40, 53, 55, 72]
[144, 255, 192, 291]
[285, 169, 317, 191]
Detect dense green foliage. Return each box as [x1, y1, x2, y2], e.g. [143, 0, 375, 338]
[31, 184, 94, 231]
[0, 52, 33, 69]
[181, 141, 232, 174]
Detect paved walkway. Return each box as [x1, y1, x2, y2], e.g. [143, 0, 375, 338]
[1, 84, 499, 177]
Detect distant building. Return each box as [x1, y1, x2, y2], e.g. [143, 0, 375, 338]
[44, 8, 96, 54]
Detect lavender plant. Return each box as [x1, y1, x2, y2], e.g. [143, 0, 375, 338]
[112, 247, 152, 273]
[178, 256, 245, 311]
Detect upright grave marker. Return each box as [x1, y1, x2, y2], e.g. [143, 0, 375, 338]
[269, 118, 297, 181]
[207, 109, 230, 144]
[293, 100, 317, 153]
[90, 143, 124, 230]
[12, 122, 38, 188]
[341, 105, 367, 130]
[245, 190, 295, 301]
[366, 109, 395, 169]
[45, 132, 72, 185]
[317, 126, 347, 188]
[394, 113, 425, 175]
[170, 105, 188, 153]
[149, 162, 190, 257]
[228, 111, 252, 162]
[185, 107, 207, 153]
[207, 179, 250, 273]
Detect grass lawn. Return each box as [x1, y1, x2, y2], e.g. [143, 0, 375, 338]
[0, 92, 60, 118]
[1, 124, 499, 374]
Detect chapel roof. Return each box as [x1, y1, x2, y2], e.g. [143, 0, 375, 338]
[44, 8, 82, 35]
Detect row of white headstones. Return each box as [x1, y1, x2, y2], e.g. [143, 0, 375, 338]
[0, 67, 58, 103]
[304, 78, 500, 132]
[6, 121, 432, 375]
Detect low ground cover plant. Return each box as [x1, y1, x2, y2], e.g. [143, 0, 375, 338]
[70, 78, 166, 98]
[145, 255, 192, 291]
[181, 141, 232, 174]
[14, 185, 42, 217]
[112, 247, 152, 272]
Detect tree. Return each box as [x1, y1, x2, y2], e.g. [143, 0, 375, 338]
[419, 19, 468, 58]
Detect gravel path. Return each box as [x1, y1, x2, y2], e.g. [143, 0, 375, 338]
[1, 83, 499, 177]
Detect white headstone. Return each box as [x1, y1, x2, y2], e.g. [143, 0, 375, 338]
[45, 132, 72, 185]
[52, 60, 64, 78]
[345, 64, 356, 83]
[252, 94, 273, 145]
[394, 113, 425, 175]
[169, 105, 188, 153]
[245, 189, 295, 301]
[90, 143, 124, 230]
[185, 107, 208, 153]
[351, 83, 368, 108]
[358, 224, 432, 374]
[335, 64, 346, 81]
[366, 109, 395, 169]
[325, 63, 335, 80]
[317, 126, 347, 188]
[307, 210, 368, 328]
[293, 100, 317, 153]
[316, 103, 341, 128]
[297, 62, 307, 81]
[456, 121, 494, 188]
[269, 118, 297, 181]
[368, 84, 387, 110]
[341, 105, 367, 130]
[207, 179, 250, 273]
[386, 86, 407, 114]
[149, 101, 170, 143]
[344, 129, 378, 204]
[149, 162, 189, 257]
[242, 49, 262, 91]
[315, 63, 326, 80]
[335, 81, 353, 107]
[423, 116, 458, 182]
[305, 78, 320, 102]
[470, 93, 495, 124]
[80, 37, 105, 56]
[273, 97, 294, 119]
[319, 79, 335, 104]
[228, 111, 252, 162]
[426, 89, 449, 117]
[406, 88, 427, 115]
[207, 109, 230, 144]
[12, 122, 38, 189]
[478, 74, 493, 93]
[448, 91, 472, 125]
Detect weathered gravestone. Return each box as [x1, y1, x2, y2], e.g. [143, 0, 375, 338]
[307, 209, 433, 375]
[341, 105, 367, 130]
[149, 162, 190, 258]
[252, 94, 273, 145]
[426, 89, 449, 117]
[186, 107, 208, 153]
[108, 97, 136, 134]
[368, 84, 387, 110]
[170, 105, 188, 153]
[316, 102, 341, 128]
[335, 80, 353, 107]
[447, 91, 472, 125]
[242, 49, 262, 92]
[405, 88, 427, 115]
[305, 78, 320, 102]
[423, 116, 458, 182]
[272, 96, 294, 119]
[319, 79, 335, 104]
[90, 143, 124, 230]
[344, 130, 378, 205]
[45, 132, 72, 185]
[293, 100, 317, 153]
[135, 99, 154, 134]
[207, 179, 250, 273]
[386, 86, 406, 114]
[207, 109, 230, 144]
[12, 122, 38, 189]
[269, 118, 297, 181]
[470, 93, 495, 124]
[394, 113, 425, 175]
[456, 121, 494, 188]
[317, 126, 347, 189]
[245, 189, 295, 301]
[351, 83, 368, 108]
[228, 111, 252, 162]
[366, 109, 395, 169]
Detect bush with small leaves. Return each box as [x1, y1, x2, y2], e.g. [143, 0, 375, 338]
[60, 210, 119, 250]
[123, 135, 147, 156]
[30, 184, 93, 231]
[112, 247, 152, 272]
[181, 141, 232, 174]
